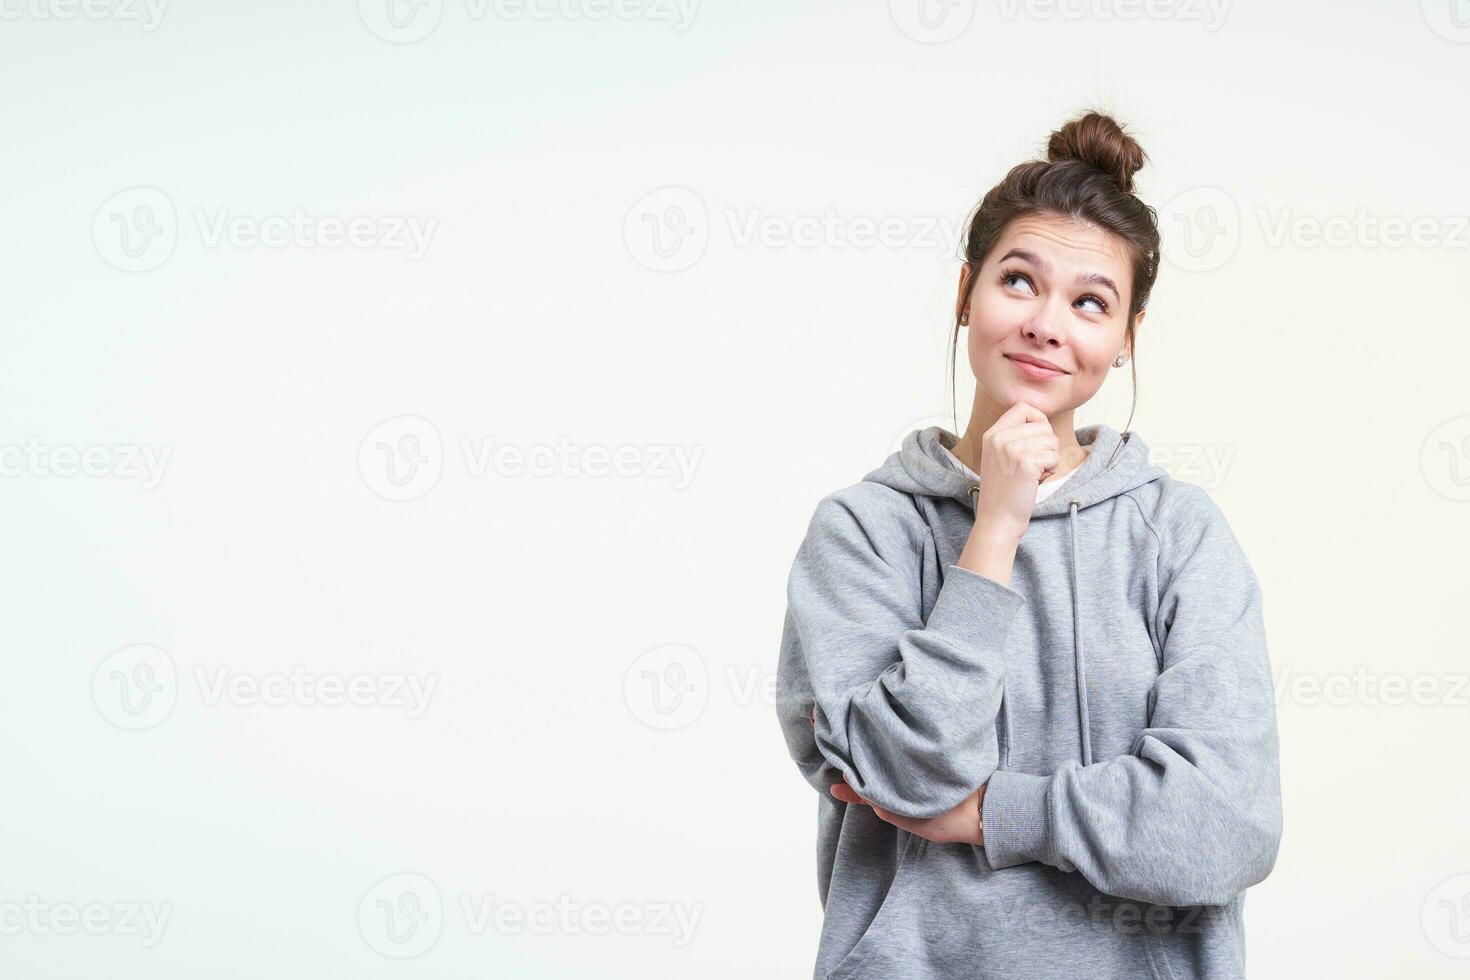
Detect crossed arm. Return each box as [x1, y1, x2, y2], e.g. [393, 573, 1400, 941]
[775, 490, 1283, 908]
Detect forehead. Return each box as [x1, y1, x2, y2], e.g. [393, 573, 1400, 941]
[990, 213, 1131, 274]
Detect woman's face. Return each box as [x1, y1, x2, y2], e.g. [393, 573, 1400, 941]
[959, 213, 1143, 417]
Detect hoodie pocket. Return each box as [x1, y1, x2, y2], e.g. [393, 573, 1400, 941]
[1142, 904, 1242, 980]
[1142, 930, 1175, 980]
[825, 833, 922, 980]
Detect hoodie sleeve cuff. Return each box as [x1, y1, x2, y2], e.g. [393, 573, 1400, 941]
[925, 564, 1026, 639]
[982, 769, 1052, 869]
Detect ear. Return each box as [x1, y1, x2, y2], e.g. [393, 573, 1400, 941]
[955, 263, 975, 324]
[1126, 309, 1145, 356]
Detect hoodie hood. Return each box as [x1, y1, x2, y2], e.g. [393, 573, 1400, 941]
[865, 422, 1168, 518]
[861, 421, 1169, 769]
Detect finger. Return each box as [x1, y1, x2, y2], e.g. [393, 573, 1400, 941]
[989, 426, 1058, 477]
[986, 402, 1040, 440]
[1022, 444, 1062, 478]
[1010, 425, 1061, 449]
[989, 420, 1057, 456]
[1004, 400, 1050, 427]
[870, 805, 924, 835]
[995, 400, 1048, 427]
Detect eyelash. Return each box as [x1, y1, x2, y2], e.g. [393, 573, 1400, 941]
[999, 268, 1109, 315]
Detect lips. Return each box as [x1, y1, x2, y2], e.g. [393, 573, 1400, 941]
[1005, 354, 1067, 380]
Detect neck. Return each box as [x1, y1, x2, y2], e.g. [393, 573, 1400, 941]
[948, 389, 1088, 482]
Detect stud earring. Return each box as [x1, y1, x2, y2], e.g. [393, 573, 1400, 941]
[959, 312, 969, 326]
[1113, 352, 1128, 368]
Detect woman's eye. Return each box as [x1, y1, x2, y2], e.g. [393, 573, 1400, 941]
[1002, 272, 1035, 294]
[1002, 271, 1106, 314]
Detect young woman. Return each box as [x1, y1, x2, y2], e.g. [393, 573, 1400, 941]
[775, 111, 1283, 980]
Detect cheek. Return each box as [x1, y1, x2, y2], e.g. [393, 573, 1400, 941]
[965, 322, 1003, 370]
[1072, 330, 1119, 372]
[965, 304, 1015, 356]
[1066, 349, 1118, 400]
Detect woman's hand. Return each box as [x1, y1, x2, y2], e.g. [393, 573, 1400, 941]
[830, 778, 985, 846]
[972, 400, 1059, 546]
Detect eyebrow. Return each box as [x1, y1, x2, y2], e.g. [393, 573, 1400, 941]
[997, 247, 1121, 305]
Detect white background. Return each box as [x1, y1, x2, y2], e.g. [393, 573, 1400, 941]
[2, 1, 1468, 977]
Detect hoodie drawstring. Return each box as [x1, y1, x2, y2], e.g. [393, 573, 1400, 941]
[1068, 500, 1093, 767]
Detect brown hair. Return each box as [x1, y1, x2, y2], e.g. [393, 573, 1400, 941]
[948, 109, 1161, 462]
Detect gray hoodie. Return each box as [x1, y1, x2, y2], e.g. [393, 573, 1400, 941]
[775, 423, 1283, 980]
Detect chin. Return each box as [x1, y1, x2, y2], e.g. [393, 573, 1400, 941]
[979, 379, 1047, 413]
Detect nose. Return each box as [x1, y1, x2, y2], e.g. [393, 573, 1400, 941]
[1022, 306, 1066, 347]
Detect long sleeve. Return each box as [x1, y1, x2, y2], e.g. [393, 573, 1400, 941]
[980, 487, 1284, 907]
[775, 491, 1027, 820]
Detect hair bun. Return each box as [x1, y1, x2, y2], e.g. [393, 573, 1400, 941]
[1046, 111, 1147, 194]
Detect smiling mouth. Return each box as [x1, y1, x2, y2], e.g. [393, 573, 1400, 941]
[1005, 354, 1067, 380]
